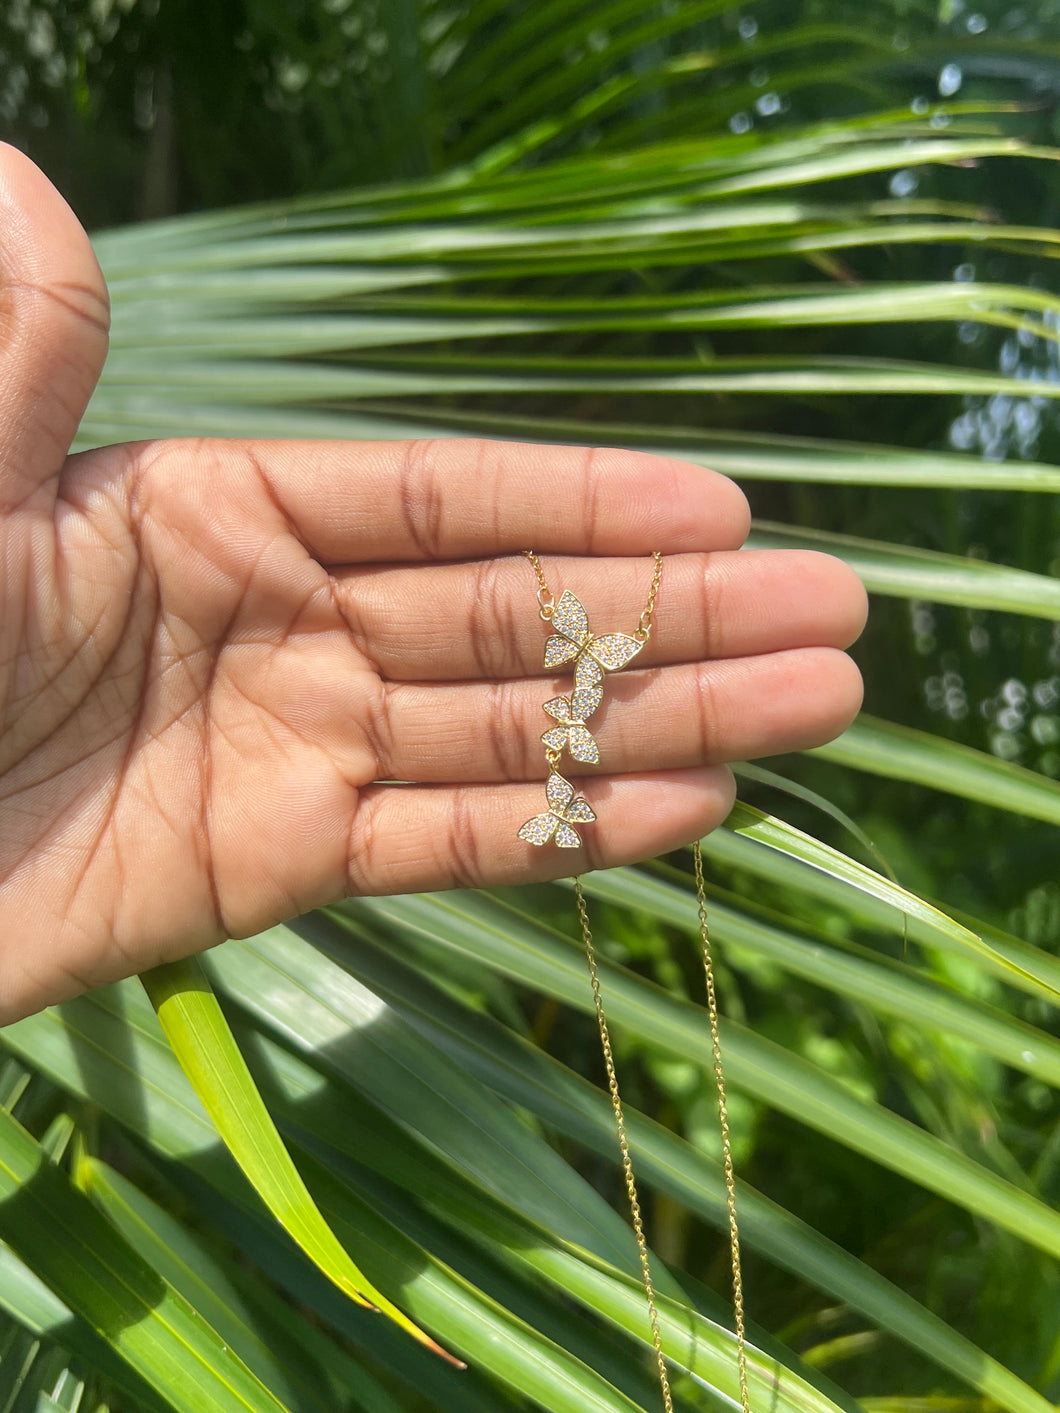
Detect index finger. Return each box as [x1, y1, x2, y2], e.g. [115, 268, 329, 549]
[237, 438, 751, 563]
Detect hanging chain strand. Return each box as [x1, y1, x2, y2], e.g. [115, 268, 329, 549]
[524, 548, 557, 620]
[523, 549, 663, 629]
[694, 839, 751, 1413]
[524, 548, 750, 1412]
[574, 877, 674, 1413]
[636, 550, 664, 641]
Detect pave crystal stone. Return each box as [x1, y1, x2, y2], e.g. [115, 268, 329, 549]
[571, 681, 603, 719]
[590, 633, 642, 671]
[574, 655, 604, 691]
[567, 726, 599, 763]
[540, 724, 599, 763]
[541, 726, 569, 754]
[551, 591, 589, 643]
[543, 695, 573, 723]
[546, 770, 574, 812]
[518, 771, 596, 845]
[518, 813, 556, 845]
[544, 635, 580, 668]
[523, 582, 643, 842]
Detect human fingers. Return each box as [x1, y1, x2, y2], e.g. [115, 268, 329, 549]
[199, 437, 751, 563]
[337, 550, 868, 681]
[347, 767, 737, 895]
[0, 143, 109, 510]
[363, 647, 863, 783]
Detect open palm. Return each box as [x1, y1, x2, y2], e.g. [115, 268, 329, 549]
[0, 145, 866, 1022]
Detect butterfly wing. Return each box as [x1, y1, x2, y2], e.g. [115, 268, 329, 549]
[544, 635, 580, 668]
[518, 812, 560, 846]
[544, 591, 590, 668]
[541, 726, 570, 754]
[545, 770, 575, 814]
[565, 797, 596, 824]
[574, 655, 604, 692]
[551, 590, 590, 642]
[542, 695, 573, 723]
[570, 679, 603, 721]
[566, 725, 599, 765]
[589, 633, 644, 672]
[569, 655, 603, 722]
[553, 821, 582, 848]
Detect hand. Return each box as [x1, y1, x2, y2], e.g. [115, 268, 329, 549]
[0, 144, 866, 1023]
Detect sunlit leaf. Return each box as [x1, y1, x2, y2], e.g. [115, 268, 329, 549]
[0, 1106, 295, 1413]
[140, 957, 458, 1365]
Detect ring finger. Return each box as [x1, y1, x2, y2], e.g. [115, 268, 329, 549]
[364, 646, 864, 783]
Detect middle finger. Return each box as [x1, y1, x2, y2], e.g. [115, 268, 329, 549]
[335, 550, 866, 681]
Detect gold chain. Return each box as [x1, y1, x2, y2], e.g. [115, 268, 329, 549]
[524, 549, 750, 1411]
[523, 548, 555, 619]
[694, 839, 751, 1413]
[636, 549, 664, 641]
[575, 858, 750, 1412]
[575, 877, 674, 1413]
[523, 550, 663, 638]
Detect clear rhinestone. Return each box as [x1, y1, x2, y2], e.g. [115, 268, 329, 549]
[551, 591, 588, 643]
[546, 771, 574, 812]
[544, 635, 579, 668]
[568, 727, 599, 763]
[542, 695, 572, 723]
[591, 633, 642, 671]
[518, 813, 555, 845]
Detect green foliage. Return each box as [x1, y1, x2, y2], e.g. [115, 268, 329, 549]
[3, 0, 1060, 1409]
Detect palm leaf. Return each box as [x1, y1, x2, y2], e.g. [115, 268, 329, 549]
[139, 957, 453, 1362]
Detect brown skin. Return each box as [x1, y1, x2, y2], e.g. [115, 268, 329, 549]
[0, 143, 868, 1024]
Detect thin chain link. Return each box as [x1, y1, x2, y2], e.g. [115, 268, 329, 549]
[636, 550, 664, 640]
[523, 550, 664, 638]
[574, 877, 674, 1413]
[523, 549, 556, 619]
[693, 839, 751, 1413]
[576, 865, 750, 1411]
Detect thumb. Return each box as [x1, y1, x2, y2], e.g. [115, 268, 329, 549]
[0, 143, 109, 512]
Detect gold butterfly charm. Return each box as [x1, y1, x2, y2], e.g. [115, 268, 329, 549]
[518, 770, 596, 848]
[541, 656, 604, 763]
[544, 590, 645, 675]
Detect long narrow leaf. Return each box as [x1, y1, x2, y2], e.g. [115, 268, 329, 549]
[353, 892, 1060, 1262]
[199, 927, 643, 1274]
[695, 823, 1060, 1004]
[813, 716, 1060, 825]
[586, 862, 1060, 1081]
[77, 1157, 405, 1413]
[0, 1245, 169, 1413]
[0, 1106, 295, 1413]
[139, 957, 456, 1365]
[310, 915, 1052, 1413]
[2, 991, 648, 1412]
[747, 524, 1060, 619]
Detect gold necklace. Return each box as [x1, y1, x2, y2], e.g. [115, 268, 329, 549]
[520, 549, 751, 1413]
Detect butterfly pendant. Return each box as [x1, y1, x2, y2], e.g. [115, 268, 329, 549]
[543, 590, 644, 675]
[518, 770, 596, 848]
[541, 656, 604, 764]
